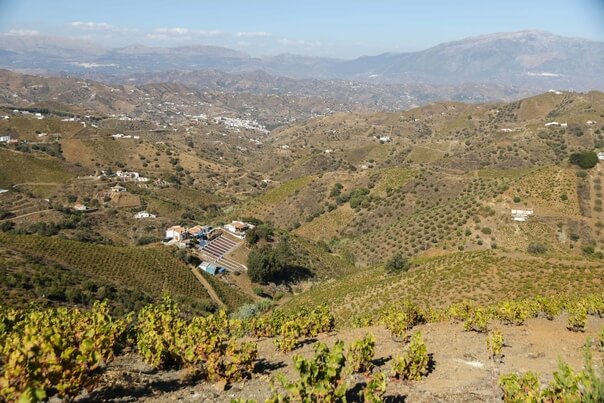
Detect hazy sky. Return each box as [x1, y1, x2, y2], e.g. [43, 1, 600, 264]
[0, 0, 603, 58]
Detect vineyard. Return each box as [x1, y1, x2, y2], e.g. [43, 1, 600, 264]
[0, 233, 247, 313]
[283, 250, 604, 325]
[0, 295, 602, 401]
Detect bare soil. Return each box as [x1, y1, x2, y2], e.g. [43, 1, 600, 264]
[76, 315, 604, 402]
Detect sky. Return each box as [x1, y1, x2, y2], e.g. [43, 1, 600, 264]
[0, 0, 603, 58]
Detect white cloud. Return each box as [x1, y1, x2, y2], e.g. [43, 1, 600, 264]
[235, 31, 272, 38]
[3, 29, 39, 36]
[154, 27, 190, 35]
[70, 21, 134, 33]
[278, 38, 322, 48]
[147, 28, 222, 41]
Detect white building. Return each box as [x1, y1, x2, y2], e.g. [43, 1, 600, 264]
[73, 203, 87, 211]
[224, 221, 254, 238]
[116, 171, 149, 182]
[0, 135, 11, 143]
[110, 184, 126, 192]
[597, 152, 604, 161]
[544, 122, 560, 127]
[165, 225, 187, 241]
[511, 209, 534, 222]
[134, 211, 156, 219]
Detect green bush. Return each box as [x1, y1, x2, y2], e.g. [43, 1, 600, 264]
[346, 333, 376, 373]
[391, 332, 429, 381]
[273, 341, 347, 401]
[527, 243, 547, 255]
[570, 151, 598, 169]
[384, 253, 410, 274]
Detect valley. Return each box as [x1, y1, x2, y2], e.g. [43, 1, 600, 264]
[1, 68, 604, 401]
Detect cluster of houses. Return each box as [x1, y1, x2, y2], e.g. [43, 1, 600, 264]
[116, 171, 149, 183]
[213, 116, 269, 134]
[164, 220, 254, 244]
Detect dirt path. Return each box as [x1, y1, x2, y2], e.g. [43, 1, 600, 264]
[190, 268, 226, 308]
[12, 182, 62, 187]
[0, 209, 53, 222]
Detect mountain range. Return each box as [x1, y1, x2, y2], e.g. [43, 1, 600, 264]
[1, 30, 603, 91]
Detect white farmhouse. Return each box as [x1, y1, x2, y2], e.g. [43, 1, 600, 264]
[0, 135, 11, 143]
[165, 225, 187, 241]
[511, 209, 534, 222]
[134, 211, 156, 219]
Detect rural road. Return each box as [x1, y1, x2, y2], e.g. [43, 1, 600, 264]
[190, 267, 226, 308]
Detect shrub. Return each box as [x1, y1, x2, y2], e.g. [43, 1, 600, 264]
[499, 352, 604, 402]
[463, 308, 490, 333]
[570, 151, 598, 169]
[274, 341, 347, 401]
[567, 304, 587, 332]
[499, 371, 541, 402]
[363, 372, 387, 403]
[346, 333, 376, 373]
[137, 235, 158, 246]
[136, 297, 185, 367]
[274, 321, 301, 352]
[390, 332, 429, 381]
[384, 253, 410, 274]
[527, 243, 547, 255]
[381, 301, 424, 338]
[583, 245, 595, 255]
[486, 329, 504, 361]
[0, 302, 131, 401]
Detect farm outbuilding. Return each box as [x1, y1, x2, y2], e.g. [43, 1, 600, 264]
[198, 261, 224, 275]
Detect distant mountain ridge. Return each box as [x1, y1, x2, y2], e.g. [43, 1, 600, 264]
[1, 30, 603, 106]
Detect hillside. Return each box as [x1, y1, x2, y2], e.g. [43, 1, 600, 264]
[0, 233, 250, 314]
